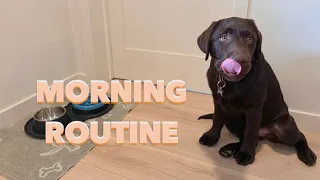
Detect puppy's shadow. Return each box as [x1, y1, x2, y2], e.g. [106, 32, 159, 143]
[200, 129, 248, 180]
[256, 140, 296, 156]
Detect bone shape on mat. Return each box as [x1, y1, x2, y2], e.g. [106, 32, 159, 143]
[119, 102, 133, 108]
[40, 145, 81, 157]
[102, 113, 112, 120]
[40, 140, 81, 157]
[39, 162, 62, 178]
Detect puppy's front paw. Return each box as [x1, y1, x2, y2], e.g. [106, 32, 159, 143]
[219, 142, 241, 158]
[234, 151, 255, 166]
[199, 131, 219, 147]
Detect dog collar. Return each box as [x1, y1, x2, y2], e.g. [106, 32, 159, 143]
[217, 75, 226, 97]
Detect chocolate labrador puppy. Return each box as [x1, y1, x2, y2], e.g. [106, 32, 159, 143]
[197, 17, 317, 166]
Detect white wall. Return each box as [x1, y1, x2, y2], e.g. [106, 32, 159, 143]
[0, 0, 113, 128]
[0, 0, 77, 111]
[248, 0, 320, 128]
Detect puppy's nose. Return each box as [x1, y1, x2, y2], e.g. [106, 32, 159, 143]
[231, 55, 250, 65]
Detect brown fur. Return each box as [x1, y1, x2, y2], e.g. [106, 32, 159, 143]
[197, 17, 317, 166]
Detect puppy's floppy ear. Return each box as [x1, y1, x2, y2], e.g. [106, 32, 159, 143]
[250, 19, 263, 60]
[197, 21, 219, 61]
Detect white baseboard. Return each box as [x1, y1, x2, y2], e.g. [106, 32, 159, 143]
[0, 73, 87, 129]
[290, 110, 320, 134]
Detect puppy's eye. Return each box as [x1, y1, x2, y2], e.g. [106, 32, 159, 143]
[219, 34, 228, 41]
[247, 36, 254, 42]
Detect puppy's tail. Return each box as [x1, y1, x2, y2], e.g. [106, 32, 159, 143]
[198, 113, 214, 120]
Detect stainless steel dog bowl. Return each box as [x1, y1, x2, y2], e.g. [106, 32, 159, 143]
[31, 106, 71, 135]
[34, 106, 66, 121]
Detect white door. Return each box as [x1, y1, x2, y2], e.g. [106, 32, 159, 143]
[107, 0, 249, 93]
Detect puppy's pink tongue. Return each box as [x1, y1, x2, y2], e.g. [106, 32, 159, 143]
[221, 58, 242, 75]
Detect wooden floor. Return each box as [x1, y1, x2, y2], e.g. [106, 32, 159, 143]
[60, 92, 319, 179]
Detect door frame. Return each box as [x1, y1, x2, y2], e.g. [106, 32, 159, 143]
[68, 0, 114, 82]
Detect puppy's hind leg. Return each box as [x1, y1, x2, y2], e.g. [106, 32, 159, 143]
[295, 132, 317, 166]
[269, 114, 317, 166]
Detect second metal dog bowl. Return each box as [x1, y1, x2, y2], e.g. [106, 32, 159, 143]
[32, 106, 71, 135]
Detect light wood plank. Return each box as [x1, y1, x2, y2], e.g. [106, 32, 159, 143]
[61, 162, 130, 180]
[81, 138, 267, 180]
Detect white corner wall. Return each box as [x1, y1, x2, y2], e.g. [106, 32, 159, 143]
[0, 0, 112, 128]
[0, 0, 77, 110]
